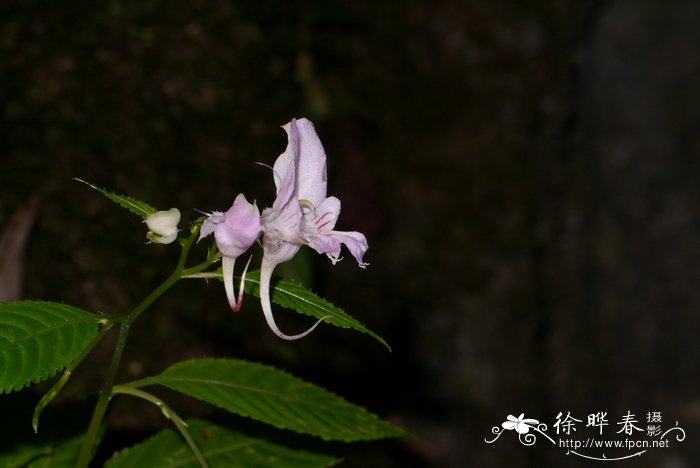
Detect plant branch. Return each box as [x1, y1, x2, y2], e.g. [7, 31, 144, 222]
[33, 319, 114, 432]
[113, 385, 210, 468]
[76, 225, 207, 467]
[76, 322, 131, 468]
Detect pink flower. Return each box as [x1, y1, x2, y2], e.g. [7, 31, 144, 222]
[200, 118, 368, 341]
[200, 193, 261, 311]
[259, 118, 368, 340]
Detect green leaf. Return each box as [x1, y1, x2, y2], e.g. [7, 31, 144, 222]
[74, 178, 157, 219]
[26, 434, 83, 468]
[0, 433, 82, 468]
[0, 301, 100, 393]
[131, 358, 407, 442]
[185, 269, 390, 351]
[106, 419, 340, 468]
[0, 439, 52, 467]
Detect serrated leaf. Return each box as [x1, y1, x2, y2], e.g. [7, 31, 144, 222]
[0, 301, 100, 393]
[75, 178, 157, 219]
[132, 359, 406, 442]
[106, 419, 339, 468]
[186, 269, 390, 350]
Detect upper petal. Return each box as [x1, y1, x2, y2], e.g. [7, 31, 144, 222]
[293, 118, 328, 206]
[272, 120, 300, 211]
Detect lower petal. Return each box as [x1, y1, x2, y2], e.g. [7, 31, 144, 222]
[309, 230, 369, 268]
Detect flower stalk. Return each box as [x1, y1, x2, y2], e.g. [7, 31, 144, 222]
[76, 224, 212, 467]
[112, 385, 209, 468]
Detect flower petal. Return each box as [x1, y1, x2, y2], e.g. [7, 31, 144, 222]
[292, 118, 328, 206]
[198, 211, 224, 241]
[261, 201, 302, 246]
[272, 121, 299, 211]
[145, 208, 181, 237]
[304, 196, 340, 232]
[214, 194, 262, 258]
[146, 231, 178, 245]
[262, 232, 300, 265]
[308, 230, 369, 267]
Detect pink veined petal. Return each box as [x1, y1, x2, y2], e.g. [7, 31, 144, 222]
[310, 230, 369, 267]
[299, 196, 368, 267]
[259, 255, 327, 340]
[306, 196, 340, 232]
[307, 234, 341, 258]
[293, 118, 328, 206]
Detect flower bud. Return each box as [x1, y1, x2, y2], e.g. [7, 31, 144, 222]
[145, 208, 181, 244]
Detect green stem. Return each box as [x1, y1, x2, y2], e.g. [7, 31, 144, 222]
[112, 385, 209, 468]
[76, 322, 131, 467]
[76, 226, 211, 467]
[33, 320, 114, 432]
[182, 256, 218, 278]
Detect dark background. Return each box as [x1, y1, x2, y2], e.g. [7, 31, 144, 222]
[2, 1, 699, 467]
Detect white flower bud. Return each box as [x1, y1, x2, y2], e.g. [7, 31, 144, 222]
[145, 208, 181, 244]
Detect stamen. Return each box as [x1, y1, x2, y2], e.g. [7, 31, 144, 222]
[254, 162, 282, 189]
